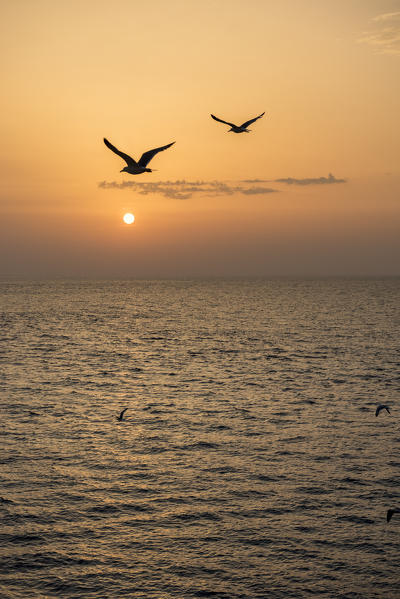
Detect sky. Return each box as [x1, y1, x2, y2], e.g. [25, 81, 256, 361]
[0, 0, 399, 278]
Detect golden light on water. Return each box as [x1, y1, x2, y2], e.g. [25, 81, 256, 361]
[123, 213, 135, 225]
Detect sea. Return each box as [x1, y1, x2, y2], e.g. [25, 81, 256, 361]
[0, 279, 399, 599]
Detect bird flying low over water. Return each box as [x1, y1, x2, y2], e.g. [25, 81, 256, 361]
[387, 508, 400, 522]
[117, 408, 128, 421]
[104, 138, 175, 174]
[375, 404, 391, 417]
[210, 111, 265, 133]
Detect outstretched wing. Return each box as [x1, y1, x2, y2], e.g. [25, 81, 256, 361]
[385, 406, 391, 414]
[375, 406, 381, 417]
[211, 114, 236, 128]
[104, 138, 137, 167]
[119, 407, 128, 419]
[240, 112, 265, 129]
[138, 142, 175, 167]
[387, 509, 395, 522]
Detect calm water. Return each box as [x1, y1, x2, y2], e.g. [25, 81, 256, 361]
[0, 279, 399, 599]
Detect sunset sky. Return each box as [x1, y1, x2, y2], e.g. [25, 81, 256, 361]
[1, 0, 399, 277]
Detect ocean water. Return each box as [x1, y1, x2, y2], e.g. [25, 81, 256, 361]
[0, 279, 399, 599]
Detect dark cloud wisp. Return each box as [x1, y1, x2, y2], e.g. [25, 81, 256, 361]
[275, 173, 346, 186]
[98, 180, 279, 199]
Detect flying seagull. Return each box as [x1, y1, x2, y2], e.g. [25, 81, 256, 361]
[375, 404, 391, 417]
[117, 408, 128, 422]
[104, 138, 175, 174]
[387, 508, 400, 522]
[210, 111, 265, 133]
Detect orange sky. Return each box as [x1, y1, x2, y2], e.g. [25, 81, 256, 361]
[0, 0, 399, 277]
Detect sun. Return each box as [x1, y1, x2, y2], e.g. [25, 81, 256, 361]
[123, 213, 135, 224]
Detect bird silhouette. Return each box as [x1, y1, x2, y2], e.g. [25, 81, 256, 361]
[116, 408, 129, 422]
[210, 111, 265, 133]
[375, 404, 391, 417]
[104, 138, 175, 174]
[387, 508, 400, 522]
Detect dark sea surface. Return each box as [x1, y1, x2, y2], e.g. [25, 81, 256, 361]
[0, 279, 399, 599]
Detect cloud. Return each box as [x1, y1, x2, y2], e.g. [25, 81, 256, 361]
[359, 11, 400, 55]
[275, 173, 347, 186]
[240, 179, 271, 183]
[98, 174, 348, 198]
[98, 179, 278, 199]
[241, 187, 276, 195]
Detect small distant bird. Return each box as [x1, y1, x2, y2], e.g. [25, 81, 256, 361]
[104, 138, 175, 174]
[117, 408, 128, 422]
[210, 111, 265, 133]
[387, 508, 400, 522]
[375, 404, 391, 417]
[0, 497, 13, 504]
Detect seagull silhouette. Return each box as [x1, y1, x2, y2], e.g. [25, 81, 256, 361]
[116, 408, 128, 422]
[210, 111, 265, 133]
[387, 508, 400, 522]
[104, 138, 175, 174]
[375, 404, 391, 417]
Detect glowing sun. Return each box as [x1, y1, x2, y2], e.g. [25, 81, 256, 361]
[123, 213, 135, 224]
